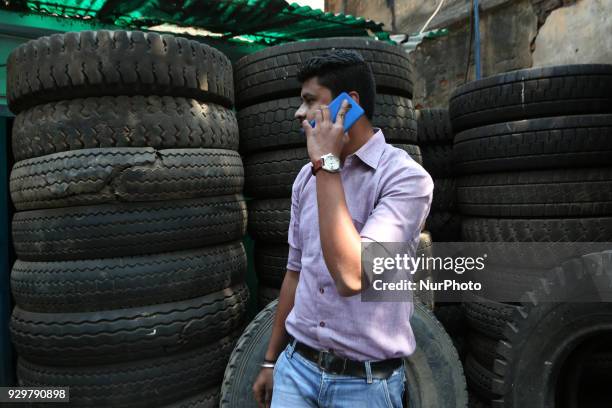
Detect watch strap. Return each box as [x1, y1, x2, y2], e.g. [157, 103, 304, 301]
[311, 159, 323, 176]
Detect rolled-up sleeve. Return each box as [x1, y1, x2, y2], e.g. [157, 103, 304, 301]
[286, 172, 304, 272]
[360, 166, 434, 244]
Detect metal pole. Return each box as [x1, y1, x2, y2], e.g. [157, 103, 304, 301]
[473, 0, 482, 79]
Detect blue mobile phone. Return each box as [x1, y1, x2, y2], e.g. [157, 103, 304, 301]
[307, 92, 365, 133]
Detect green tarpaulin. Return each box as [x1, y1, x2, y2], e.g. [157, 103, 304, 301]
[1, 0, 391, 45]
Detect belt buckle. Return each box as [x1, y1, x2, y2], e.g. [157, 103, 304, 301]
[317, 350, 347, 374]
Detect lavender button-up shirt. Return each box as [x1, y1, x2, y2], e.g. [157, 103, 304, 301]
[284, 127, 434, 362]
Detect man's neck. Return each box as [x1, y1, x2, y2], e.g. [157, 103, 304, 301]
[340, 124, 375, 162]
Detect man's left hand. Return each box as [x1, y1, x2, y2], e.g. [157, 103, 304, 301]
[302, 99, 351, 163]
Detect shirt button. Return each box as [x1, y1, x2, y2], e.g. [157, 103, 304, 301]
[319, 287, 324, 294]
[319, 321, 325, 327]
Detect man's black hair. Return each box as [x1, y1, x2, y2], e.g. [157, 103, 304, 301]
[296, 49, 376, 121]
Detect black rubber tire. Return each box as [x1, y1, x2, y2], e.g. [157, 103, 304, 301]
[11, 148, 244, 210]
[7, 30, 234, 113]
[235, 37, 413, 108]
[257, 286, 280, 310]
[12, 96, 239, 161]
[245, 148, 308, 199]
[16, 331, 240, 408]
[464, 263, 549, 302]
[469, 394, 492, 408]
[462, 217, 612, 243]
[462, 292, 518, 340]
[13, 195, 247, 261]
[11, 241, 246, 313]
[492, 251, 612, 407]
[457, 168, 612, 217]
[465, 354, 500, 401]
[468, 332, 500, 370]
[162, 387, 220, 408]
[449, 64, 612, 131]
[434, 303, 467, 338]
[237, 94, 417, 154]
[393, 144, 423, 166]
[421, 144, 453, 178]
[425, 211, 462, 242]
[247, 199, 290, 244]
[453, 115, 612, 174]
[416, 108, 453, 144]
[254, 243, 288, 288]
[11, 283, 249, 366]
[432, 178, 456, 212]
[220, 300, 468, 408]
[461, 216, 612, 270]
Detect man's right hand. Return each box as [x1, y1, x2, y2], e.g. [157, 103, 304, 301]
[252, 367, 274, 408]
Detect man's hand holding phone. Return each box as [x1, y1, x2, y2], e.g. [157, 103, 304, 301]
[302, 98, 352, 164]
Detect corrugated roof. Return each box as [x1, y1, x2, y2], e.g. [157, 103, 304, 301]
[1, 0, 391, 45]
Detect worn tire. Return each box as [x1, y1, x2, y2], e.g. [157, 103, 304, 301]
[12, 96, 239, 161]
[393, 144, 423, 166]
[465, 354, 500, 401]
[254, 243, 288, 288]
[11, 241, 246, 313]
[11, 148, 244, 210]
[468, 332, 500, 370]
[464, 264, 549, 302]
[462, 217, 612, 243]
[7, 30, 233, 113]
[162, 388, 220, 408]
[234, 37, 413, 108]
[417, 108, 453, 144]
[453, 115, 612, 174]
[425, 211, 462, 242]
[13, 195, 247, 261]
[245, 149, 308, 199]
[421, 144, 453, 178]
[432, 178, 456, 212]
[457, 168, 612, 217]
[449, 64, 612, 131]
[462, 292, 518, 340]
[220, 300, 468, 408]
[10, 283, 249, 365]
[247, 199, 290, 244]
[257, 286, 280, 310]
[491, 251, 612, 408]
[238, 94, 417, 153]
[16, 331, 240, 407]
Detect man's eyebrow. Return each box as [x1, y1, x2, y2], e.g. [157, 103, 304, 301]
[301, 93, 315, 99]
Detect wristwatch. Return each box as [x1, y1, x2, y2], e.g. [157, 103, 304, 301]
[312, 153, 341, 176]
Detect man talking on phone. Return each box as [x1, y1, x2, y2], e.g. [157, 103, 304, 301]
[252, 49, 434, 407]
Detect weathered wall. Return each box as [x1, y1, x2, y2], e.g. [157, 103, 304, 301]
[533, 0, 612, 66]
[410, 0, 537, 107]
[325, 0, 604, 108]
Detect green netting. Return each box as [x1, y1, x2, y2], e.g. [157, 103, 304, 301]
[2, 0, 391, 45]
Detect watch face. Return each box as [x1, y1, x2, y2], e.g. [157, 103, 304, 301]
[322, 154, 341, 171]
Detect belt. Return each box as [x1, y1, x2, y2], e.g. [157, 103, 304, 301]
[288, 335, 403, 379]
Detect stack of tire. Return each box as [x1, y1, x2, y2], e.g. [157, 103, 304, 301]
[7, 30, 249, 407]
[449, 64, 612, 407]
[416, 108, 467, 358]
[234, 37, 424, 308]
[418, 108, 461, 242]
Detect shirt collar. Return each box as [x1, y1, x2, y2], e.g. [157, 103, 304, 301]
[347, 127, 386, 170]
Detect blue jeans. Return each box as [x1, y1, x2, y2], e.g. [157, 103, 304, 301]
[271, 339, 406, 407]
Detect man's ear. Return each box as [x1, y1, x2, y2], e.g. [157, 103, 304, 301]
[348, 91, 360, 105]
